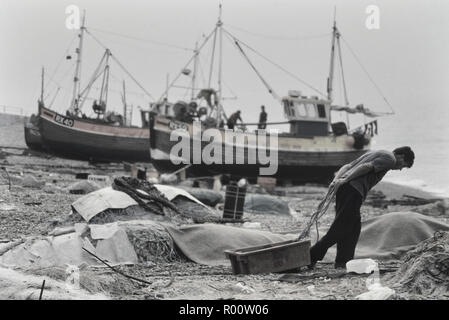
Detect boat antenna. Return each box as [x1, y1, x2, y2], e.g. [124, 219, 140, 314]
[69, 10, 86, 115]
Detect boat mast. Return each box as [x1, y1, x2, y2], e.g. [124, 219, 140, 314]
[327, 9, 338, 103]
[216, 4, 223, 127]
[122, 80, 127, 122]
[40, 66, 45, 106]
[99, 49, 111, 109]
[69, 10, 86, 115]
[191, 42, 199, 101]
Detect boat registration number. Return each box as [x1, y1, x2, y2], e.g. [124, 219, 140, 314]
[169, 121, 188, 131]
[55, 114, 74, 127]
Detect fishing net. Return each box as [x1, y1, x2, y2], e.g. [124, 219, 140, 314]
[123, 222, 182, 263]
[387, 231, 449, 296]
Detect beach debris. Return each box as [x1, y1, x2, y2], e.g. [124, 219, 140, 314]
[0, 266, 110, 300]
[213, 175, 222, 192]
[171, 197, 222, 223]
[122, 220, 180, 263]
[39, 279, 45, 300]
[0, 238, 25, 256]
[232, 282, 256, 294]
[387, 231, 449, 296]
[242, 222, 262, 230]
[91, 225, 139, 265]
[67, 180, 101, 195]
[244, 194, 292, 215]
[82, 247, 152, 286]
[24, 201, 42, 206]
[48, 226, 76, 237]
[22, 175, 45, 188]
[130, 166, 147, 180]
[48, 223, 87, 237]
[182, 187, 223, 207]
[71, 187, 140, 222]
[87, 174, 111, 187]
[356, 283, 395, 300]
[43, 183, 65, 194]
[0, 203, 17, 211]
[346, 258, 378, 274]
[75, 173, 90, 179]
[256, 176, 277, 193]
[123, 162, 132, 172]
[0, 233, 99, 268]
[112, 177, 180, 216]
[70, 180, 214, 223]
[223, 180, 247, 222]
[159, 173, 177, 184]
[306, 285, 317, 295]
[414, 199, 449, 216]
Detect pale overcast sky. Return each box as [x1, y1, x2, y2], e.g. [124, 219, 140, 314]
[1, 0, 448, 128]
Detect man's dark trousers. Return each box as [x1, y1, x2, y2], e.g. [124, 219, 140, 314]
[310, 183, 363, 265]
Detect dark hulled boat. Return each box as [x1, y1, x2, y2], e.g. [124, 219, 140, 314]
[148, 11, 388, 184]
[31, 103, 149, 161]
[25, 13, 152, 162]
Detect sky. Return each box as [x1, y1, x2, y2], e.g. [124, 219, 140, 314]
[1, 0, 448, 129]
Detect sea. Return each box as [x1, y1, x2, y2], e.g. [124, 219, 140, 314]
[372, 107, 449, 198]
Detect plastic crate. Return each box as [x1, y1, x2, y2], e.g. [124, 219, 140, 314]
[224, 239, 311, 274]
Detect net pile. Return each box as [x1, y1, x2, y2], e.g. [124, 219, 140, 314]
[123, 222, 182, 263]
[387, 231, 449, 296]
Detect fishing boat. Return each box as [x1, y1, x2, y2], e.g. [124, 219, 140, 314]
[148, 8, 392, 183]
[24, 13, 152, 162]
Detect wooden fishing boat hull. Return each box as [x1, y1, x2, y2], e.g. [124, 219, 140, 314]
[24, 122, 43, 151]
[36, 106, 150, 162]
[149, 115, 369, 183]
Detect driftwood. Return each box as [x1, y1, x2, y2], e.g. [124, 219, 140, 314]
[112, 177, 181, 216]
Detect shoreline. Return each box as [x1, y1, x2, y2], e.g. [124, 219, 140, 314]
[373, 180, 449, 201]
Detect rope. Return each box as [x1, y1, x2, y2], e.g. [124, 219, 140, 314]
[82, 247, 153, 286]
[44, 33, 78, 93]
[341, 36, 395, 115]
[84, 29, 155, 101]
[337, 36, 349, 106]
[226, 24, 331, 41]
[88, 26, 194, 52]
[227, 33, 281, 101]
[157, 27, 218, 103]
[223, 29, 327, 98]
[297, 184, 336, 241]
[208, 27, 218, 88]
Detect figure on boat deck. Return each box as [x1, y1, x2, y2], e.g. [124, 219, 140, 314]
[227, 110, 242, 130]
[258, 105, 267, 129]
